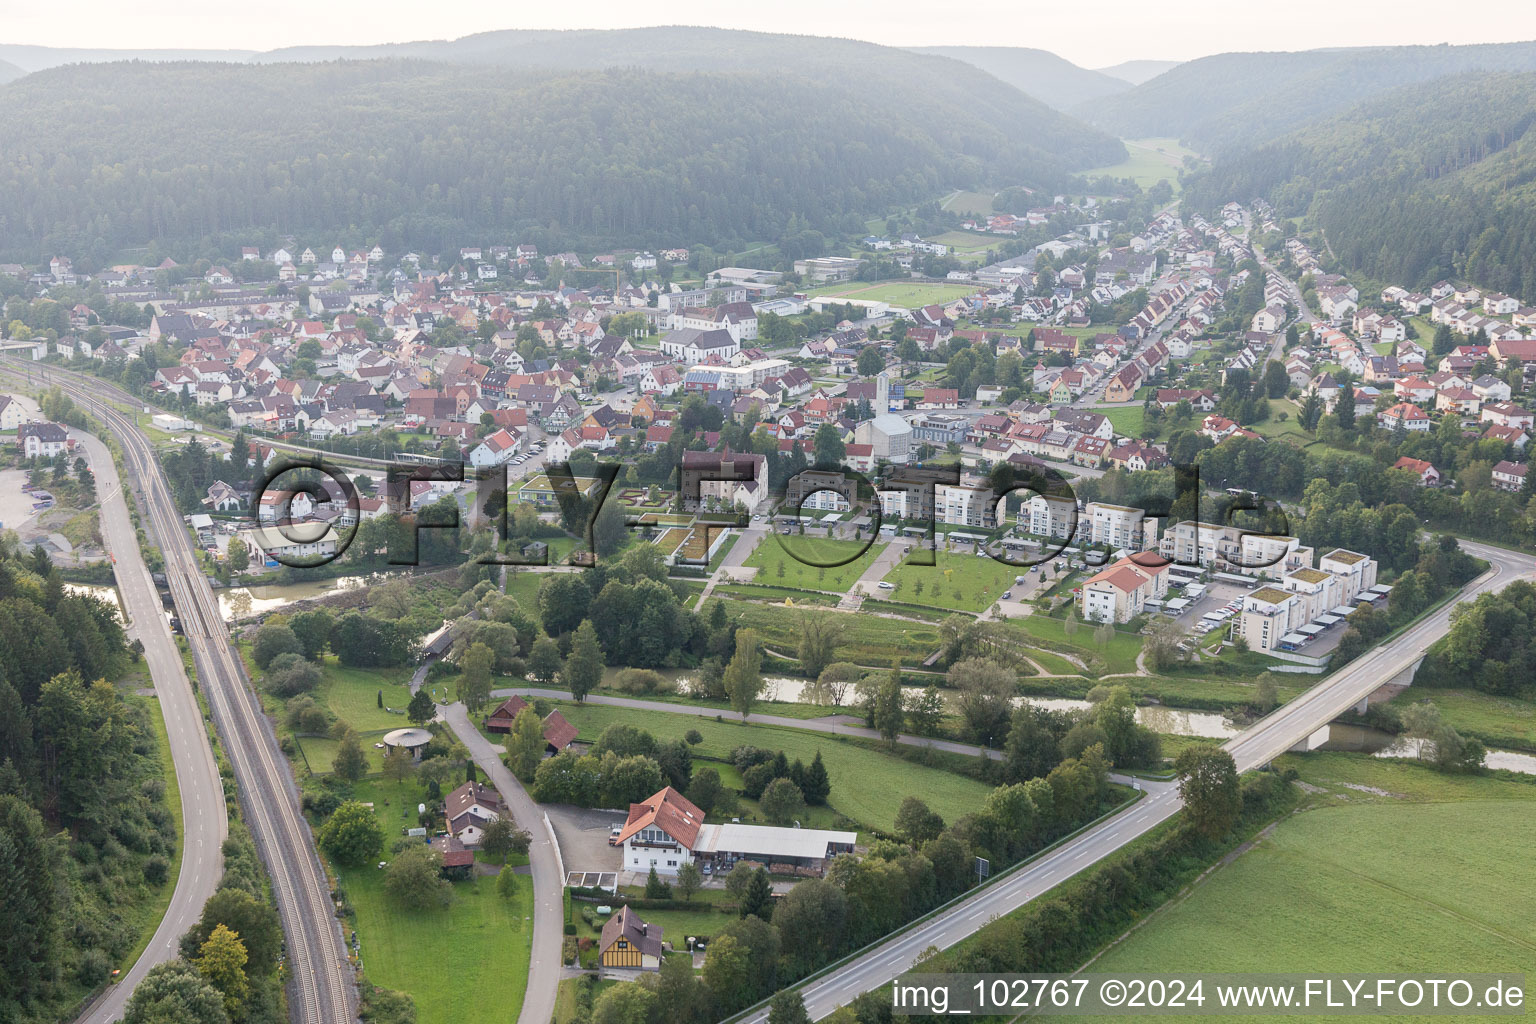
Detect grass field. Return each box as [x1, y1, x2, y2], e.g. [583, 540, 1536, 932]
[941, 190, 999, 217]
[1098, 404, 1150, 438]
[336, 780, 534, 1024]
[806, 281, 979, 308]
[1073, 756, 1536, 1019]
[1249, 399, 1309, 441]
[1008, 614, 1143, 676]
[723, 599, 945, 666]
[881, 550, 1019, 613]
[297, 732, 389, 776]
[743, 536, 886, 592]
[550, 703, 994, 832]
[313, 658, 416, 732]
[1390, 689, 1536, 752]
[924, 230, 1001, 253]
[1083, 137, 1194, 192]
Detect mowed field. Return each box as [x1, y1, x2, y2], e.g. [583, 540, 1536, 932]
[723, 598, 946, 665]
[337, 780, 534, 1024]
[881, 549, 1018, 613]
[1083, 137, 1195, 192]
[743, 536, 886, 592]
[1074, 757, 1536, 1023]
[941, 190, 999, 217]
[807, 280, 979, 307]
[551, 702, 994, 832]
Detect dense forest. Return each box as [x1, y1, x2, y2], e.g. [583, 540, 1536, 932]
[1086, 41, 1536, 155]
[908, 46, 1131, 111]
[0, 538, 177, 1023]
[0, 45, 1123, 263]
[1184, 72, 1536, 298]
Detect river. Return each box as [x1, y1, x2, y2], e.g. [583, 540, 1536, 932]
[668, 674, 1242, 739]
[216, 575, 371, 621]
[1315, 723, 1536, 776]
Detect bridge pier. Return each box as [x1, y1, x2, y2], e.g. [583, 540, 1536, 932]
[1289, 725, 1331, 753]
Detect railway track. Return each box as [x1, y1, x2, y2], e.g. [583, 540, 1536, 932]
[12, 360, 355, 1024]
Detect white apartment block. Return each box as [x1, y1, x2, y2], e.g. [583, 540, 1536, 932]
[1158, 521, 1313, 577]
[934, 484, 1002, 530]
[1078, 556, 1170, 624]
[1085, 502, 1152, 552]
[1238, 548, 1377, 653]
[1025, 494, 1078, 539]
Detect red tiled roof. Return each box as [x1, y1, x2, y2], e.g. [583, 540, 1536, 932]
[615, 786, 704, 848]
[542, 711, 578, 750]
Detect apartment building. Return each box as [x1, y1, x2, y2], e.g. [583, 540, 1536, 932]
[1025, 493, 1078, 540]
[1079, 556, 1170, 624]
[1158, 521, 1312, 576]
[1238, 548, 1378, 653]
[1085, 502, 1151, 552]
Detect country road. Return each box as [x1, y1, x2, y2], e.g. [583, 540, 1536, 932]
[61, 426, 228, 1024]
[10, 360, 357, 1024]
[731, 537, 1531, 1023]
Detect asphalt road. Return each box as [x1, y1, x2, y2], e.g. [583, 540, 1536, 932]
[732, 537, 1532, 1023]
[63, 427, 228, 1024]
[12, 362, 356, 1024]
[442, 704, 564, 1024]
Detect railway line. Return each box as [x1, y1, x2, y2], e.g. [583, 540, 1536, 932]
[11, 360, 355, 1024]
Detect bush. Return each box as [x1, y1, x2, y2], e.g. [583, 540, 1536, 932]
[684, 729, 703, 745]
[252, 622, 303, 669]
[266, 652, 323, 697]
[143, 853, 170, 886]
[76, 948, 112, 988]
[615, 668, 665, 694]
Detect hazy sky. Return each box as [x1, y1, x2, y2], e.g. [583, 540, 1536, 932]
[6, 0, 1536, 67]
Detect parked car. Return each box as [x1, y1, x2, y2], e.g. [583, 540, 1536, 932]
[877, 581, 895, 590]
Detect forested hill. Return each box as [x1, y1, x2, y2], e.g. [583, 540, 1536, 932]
[0, 59, 24, 85]
[1084, 41, 1536, 155]
[0, 53, 1123, 261]
[906, 46, 1130, 111]
[1183, 73, 1536, 298]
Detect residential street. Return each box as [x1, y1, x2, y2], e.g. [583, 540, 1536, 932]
[442, 703, 564, 1024]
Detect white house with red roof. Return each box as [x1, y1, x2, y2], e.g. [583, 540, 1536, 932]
[617, 786, 856, 878]
[1392, 456, 1441, 487]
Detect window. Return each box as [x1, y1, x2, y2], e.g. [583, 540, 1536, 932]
[667, 860, 677, 867]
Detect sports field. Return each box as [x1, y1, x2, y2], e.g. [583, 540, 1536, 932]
[807, 280, 979, 307]
[1075, 756, 1536, 1021]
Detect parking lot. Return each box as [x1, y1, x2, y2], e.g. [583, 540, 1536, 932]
[544, 803, 625, 876]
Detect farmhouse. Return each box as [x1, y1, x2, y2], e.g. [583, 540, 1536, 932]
[617, 787, 856, 878]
